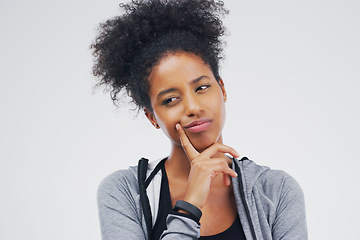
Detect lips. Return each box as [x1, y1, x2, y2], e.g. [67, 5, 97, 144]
[183, 118, 212, 133]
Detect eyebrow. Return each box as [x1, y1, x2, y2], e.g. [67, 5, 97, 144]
[156, 75, 209, 99]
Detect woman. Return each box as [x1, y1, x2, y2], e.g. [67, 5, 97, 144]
[91, 0, 307, 239]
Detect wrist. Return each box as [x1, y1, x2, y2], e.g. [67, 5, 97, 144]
[173, 200, 203, 222]
[183, 195, 203, 210]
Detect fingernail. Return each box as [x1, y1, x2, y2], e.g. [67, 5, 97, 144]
[175, 123, 180, 130]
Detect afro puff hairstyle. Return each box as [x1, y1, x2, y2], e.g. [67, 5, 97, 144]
[91, 0, 228, 111]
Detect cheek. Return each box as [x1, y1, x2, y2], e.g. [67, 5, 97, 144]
[156, 113, 181, 143]
[208, 94, 226, 130]
[208, 91, 226, 115]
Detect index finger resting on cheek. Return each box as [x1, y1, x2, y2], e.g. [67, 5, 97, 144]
[176, 123, 190, 140]
[175, 123, 184, 138]
[175, 123, 189, 146]
[175, 123, 200, 157]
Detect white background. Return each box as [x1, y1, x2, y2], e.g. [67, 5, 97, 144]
[1, 0, 359, 239]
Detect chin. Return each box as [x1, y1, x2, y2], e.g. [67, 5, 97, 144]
[190, 133, 220, 152]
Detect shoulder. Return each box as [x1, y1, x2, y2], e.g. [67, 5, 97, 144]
[257, 167, 304, 203]
[97, 165, 140, 204]
[97, 157, 164, 201]
[99, 168, 137, 189]
[97, 164, 152, 239]
[235, 158, 304, 203]
[246, 161, 308, 238]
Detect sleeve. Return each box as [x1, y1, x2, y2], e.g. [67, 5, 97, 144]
[160, 211, 201, 239]
[98, 171, 201, 240]
[97, 173, 147, 240]
[272, 173, 308, 240]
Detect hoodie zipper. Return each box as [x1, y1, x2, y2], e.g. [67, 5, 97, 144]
[235, 159, 258, 240]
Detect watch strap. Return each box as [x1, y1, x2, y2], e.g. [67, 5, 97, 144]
[173, 200, 202, 222]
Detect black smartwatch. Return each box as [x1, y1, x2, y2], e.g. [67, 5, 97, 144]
[173, 200, 202, 222]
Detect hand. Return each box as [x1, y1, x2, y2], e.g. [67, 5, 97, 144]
[176, 123, 239, 209]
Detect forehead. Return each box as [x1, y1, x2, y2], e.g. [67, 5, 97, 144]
[148, 52, 214, 90]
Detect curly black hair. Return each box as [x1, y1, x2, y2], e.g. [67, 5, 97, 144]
[91, 0, 228, 111]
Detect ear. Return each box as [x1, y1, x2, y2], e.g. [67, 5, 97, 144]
[144, 108, 160, 129]
[218, 77, 227, 102]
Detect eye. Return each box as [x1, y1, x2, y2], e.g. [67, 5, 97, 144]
[162, 97, 178, 105]
[196, 84, 211, 92]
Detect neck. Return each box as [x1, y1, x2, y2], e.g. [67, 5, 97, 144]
[165, 144, 191, 180]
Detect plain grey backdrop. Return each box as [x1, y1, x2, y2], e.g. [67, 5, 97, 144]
[1, 0, 359, 239]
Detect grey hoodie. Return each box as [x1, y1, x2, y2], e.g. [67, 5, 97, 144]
[98, 158, 307, 239]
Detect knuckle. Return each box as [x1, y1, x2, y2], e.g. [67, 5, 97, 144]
[191, 159, 199, 167]
[192, 161, 206, 170]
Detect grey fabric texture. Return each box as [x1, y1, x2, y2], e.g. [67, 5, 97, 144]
[97, 158, 307, 240]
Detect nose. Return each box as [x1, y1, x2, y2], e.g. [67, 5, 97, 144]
[184, 93, 201, 117]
